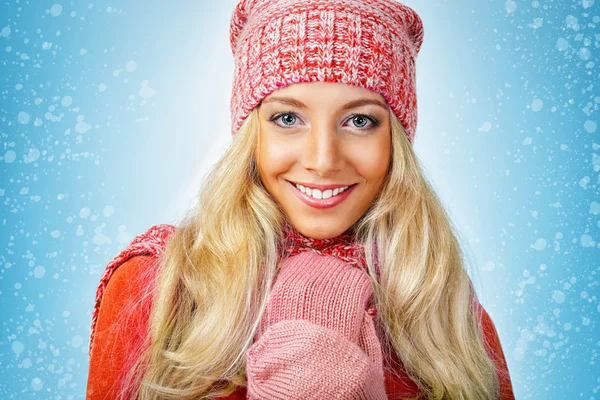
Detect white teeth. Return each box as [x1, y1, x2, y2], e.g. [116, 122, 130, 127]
[294, 183, 350, 200]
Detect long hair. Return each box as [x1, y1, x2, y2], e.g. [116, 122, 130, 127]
[118, 107, 501, 399]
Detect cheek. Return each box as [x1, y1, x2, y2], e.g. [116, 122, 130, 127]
[351, 139, 390, 183]
[256, 132, 297, 184]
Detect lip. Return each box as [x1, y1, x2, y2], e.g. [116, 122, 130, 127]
[287, 180, 355, 191]
[288, 180, 357, 209]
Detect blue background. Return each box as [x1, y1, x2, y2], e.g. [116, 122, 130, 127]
[1, 1, 598, 398]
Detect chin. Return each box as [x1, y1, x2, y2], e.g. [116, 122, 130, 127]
[292, 221, 352, 239]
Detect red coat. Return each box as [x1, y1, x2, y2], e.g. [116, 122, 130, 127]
[86, 225, 515, 399]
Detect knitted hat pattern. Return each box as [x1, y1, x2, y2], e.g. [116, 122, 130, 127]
[229, 0, 424, 143]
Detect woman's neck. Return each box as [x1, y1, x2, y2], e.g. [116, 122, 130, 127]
[280, 220, 370, 274]
[281, 220, 357, 251]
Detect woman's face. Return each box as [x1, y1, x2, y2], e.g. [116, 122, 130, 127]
[256, 81, 391, 239]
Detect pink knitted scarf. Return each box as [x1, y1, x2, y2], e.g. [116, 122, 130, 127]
[89, 222, 379, 354]
[280, 220, 375, 272]
[88, 223, 425, 397]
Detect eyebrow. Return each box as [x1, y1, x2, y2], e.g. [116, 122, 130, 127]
[260, 96, 388, 111]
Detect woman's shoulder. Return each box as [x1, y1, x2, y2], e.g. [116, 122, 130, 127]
[471, 301, 505, 356]
[472, 302, 503, 344]
[89, 223, 177, 355]
[472, 301, 516, 399]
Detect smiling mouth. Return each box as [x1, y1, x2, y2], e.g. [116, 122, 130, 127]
[286, 180, 358, 200]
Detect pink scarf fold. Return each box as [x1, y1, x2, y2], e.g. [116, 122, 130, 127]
[280, 220, 374, 270]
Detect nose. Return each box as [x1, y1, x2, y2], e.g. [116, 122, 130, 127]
[302, 122, 344, 178]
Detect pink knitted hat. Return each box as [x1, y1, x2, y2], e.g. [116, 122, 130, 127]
[229, 0, 424, 143]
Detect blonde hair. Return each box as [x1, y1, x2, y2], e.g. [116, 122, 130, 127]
[118, 107, 501, 399]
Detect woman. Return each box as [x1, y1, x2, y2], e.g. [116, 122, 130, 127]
[86, 0, 515, 399]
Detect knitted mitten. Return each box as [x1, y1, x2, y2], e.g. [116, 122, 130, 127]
[246, 251, 386, 400]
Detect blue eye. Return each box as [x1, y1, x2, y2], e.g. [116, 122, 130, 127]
[274, 112, 298, 127]
[269, 111, 380, 130]
[350, 115, 373, 128]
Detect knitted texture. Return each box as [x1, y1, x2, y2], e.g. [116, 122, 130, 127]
[256, 251, 378, 341]
[280, 221, 380, 319]
[247, 251, 387, 399]
[281, 221, 369, 270]
[87, 223, 373, 357]
[247, 320, 387, 400]
[89, 224, 515, 399]
[229, 0, 424, 143]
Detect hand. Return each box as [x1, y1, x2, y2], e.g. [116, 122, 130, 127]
[246, 251, 387, 399]
[257, 251, 375, 342]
